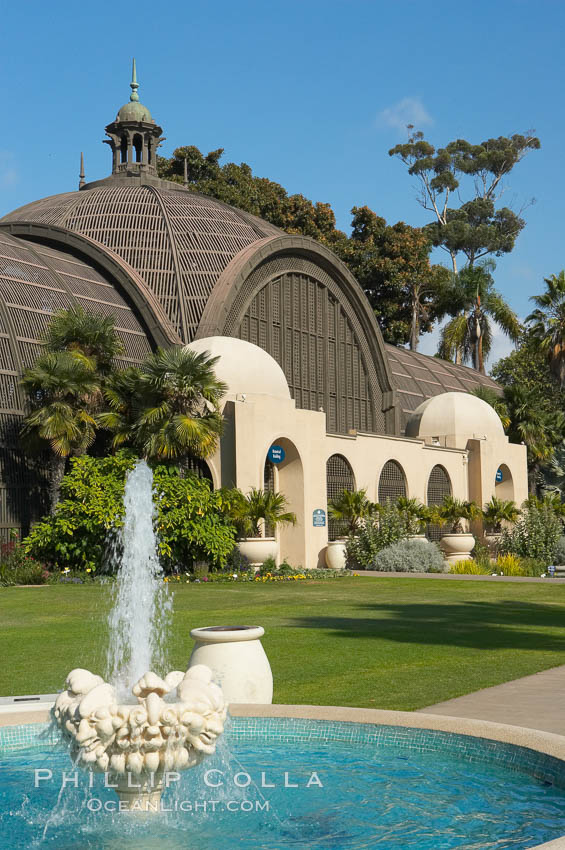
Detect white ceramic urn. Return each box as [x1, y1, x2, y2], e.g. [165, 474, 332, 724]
[188, 625, 273, 704]
[237, 537, 278, 567]
[325, 539, 347, 570]
[439, 533, 476, 564]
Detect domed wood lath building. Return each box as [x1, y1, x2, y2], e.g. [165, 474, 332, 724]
[0, 64, 526, 565]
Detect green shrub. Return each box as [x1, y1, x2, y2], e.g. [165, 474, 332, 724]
[345, 503, 413, 569]
[369, 538, 445, 573]
[498, 500, 562, 566]
[552, 535, 565, 565]
[472, 540, 492, 570]
[23, 450, 238, 573]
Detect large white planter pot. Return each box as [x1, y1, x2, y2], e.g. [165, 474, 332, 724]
[325, 539, 347, 570]
[237, 537, 278, 567]
[188, 625, 273, 704]
[439, 533, 476, 564]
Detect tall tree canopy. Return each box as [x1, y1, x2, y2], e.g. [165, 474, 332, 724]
[389, 130, 540, 273]
[157, 146, 441, 348]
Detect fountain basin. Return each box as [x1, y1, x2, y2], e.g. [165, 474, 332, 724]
[2, 708, 565, 848]
[189, 626, 273, 704]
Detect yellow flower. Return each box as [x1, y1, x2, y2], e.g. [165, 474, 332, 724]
[86, 568, 91, 573]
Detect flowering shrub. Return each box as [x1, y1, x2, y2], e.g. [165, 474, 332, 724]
[0, 541, 49, 586]
[345, 502, 413, 570]
[498, 500, 562, 566]
[22, 451, 238, 573]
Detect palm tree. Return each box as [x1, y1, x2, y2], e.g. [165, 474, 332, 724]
[469, 386, 510, 429]
[97, 367, 144, 451]
[44, 305, 124, 375]
[20, 352, 99, 511]
[526, 271, 565, 388]
[134, 347, 228, 462]
[502, 384, 565, 494]
[327, 488, 377, 537]
[482, 497, 520, 533]
[436, 262, 521, 373]
[231, 489, 296, 538]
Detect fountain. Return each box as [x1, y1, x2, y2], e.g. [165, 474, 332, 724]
[51, 460, 227, 811]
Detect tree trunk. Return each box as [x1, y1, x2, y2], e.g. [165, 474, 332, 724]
[478, 335, 485, 374]
[49, 454, 67, 514]
[528, 462, 539, 496]
[409, 297, 419, 351]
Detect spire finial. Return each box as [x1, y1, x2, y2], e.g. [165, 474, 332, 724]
[79, 151, 85, 189]
[130, 58, 139, 102]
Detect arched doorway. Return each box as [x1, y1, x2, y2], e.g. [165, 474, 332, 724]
[266, 438, 304, 567]
[495, 463, 514, 501]
[378, 460, 407, 503]
[426, 464, 452, 540]
[182, 456, 214, 486]
[326, 454, 355, 541]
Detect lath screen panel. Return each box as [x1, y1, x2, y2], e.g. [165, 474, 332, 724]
[238, 273, 378, 435]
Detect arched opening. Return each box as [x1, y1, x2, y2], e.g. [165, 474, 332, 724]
[182, 456, 213, 486]
[495, 463, 514, 501]
[326, 454, 355, 541]
[120, 136, 128, 164]
[426, 464, 452, 540]
[263, 457, 275, 536]
[270, 439, 304, 567]
[133, 134, 143, 164]
[378, 460, 407, 503]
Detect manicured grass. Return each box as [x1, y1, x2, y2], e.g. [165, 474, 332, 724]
[3, 577, 565, 709]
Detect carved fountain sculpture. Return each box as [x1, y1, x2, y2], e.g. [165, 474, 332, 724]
[51, 461, 227, 810]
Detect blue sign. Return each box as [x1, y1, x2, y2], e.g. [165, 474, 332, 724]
[313, 508, 326, 527]
[268, 445, 285, 464]
[496, 468, 504, 483]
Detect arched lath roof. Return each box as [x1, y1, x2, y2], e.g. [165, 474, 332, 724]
[1, 179, 281, 343]
[198, 234, 401, 435]
[384, 343, 502, 432]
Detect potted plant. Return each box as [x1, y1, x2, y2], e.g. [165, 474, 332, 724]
[395, 497, 430, 540]
[482, 496, 520, 552]
[232, 488, 296, 567]
[433, 496, 481, 564]
[326, 489, 378, 569]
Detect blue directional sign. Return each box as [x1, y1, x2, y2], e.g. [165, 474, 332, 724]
[313, 508, 326, 527]
[268, 445, 285, 464]
[495, 468, 503, 483]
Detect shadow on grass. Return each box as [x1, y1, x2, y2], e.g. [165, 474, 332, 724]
[290, 600, 565, 652]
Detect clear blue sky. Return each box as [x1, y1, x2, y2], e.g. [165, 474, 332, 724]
[2, 0, 563, 360]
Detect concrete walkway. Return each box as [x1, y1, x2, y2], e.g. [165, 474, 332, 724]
[420, 664, 565, 735]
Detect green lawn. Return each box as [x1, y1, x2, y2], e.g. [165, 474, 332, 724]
[3, 577, 565, 709]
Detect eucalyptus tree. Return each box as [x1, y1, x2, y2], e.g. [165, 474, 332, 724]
[389, 130, 540, 273]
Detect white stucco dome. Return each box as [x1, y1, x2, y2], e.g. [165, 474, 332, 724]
[187, 336, 291, 400]
[405, 391, 505, 442]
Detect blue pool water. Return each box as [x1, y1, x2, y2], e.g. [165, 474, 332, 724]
[1, 721, 565, 849]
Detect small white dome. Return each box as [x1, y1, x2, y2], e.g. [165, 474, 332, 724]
[186, 336, 291, 400]
[406, 391, 504, 443]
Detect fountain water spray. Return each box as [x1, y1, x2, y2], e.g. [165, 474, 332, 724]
[106, 461, 170, 696]
[52, 460, 227, 811]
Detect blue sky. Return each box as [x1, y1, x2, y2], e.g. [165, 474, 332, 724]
[2, 0, 563, 364]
